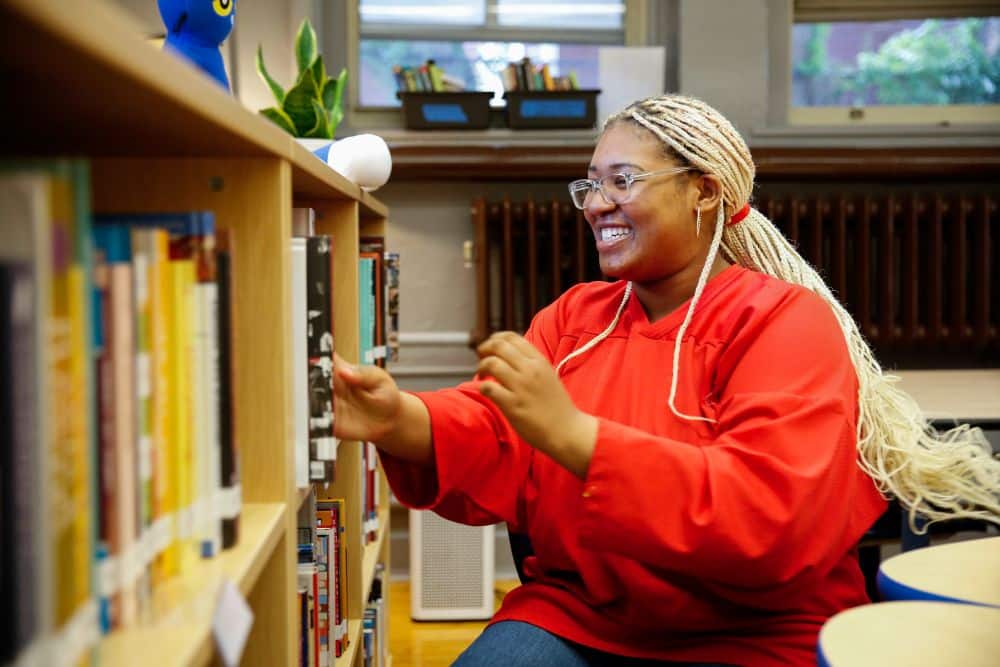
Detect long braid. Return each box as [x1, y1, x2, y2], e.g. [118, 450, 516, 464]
[561, 93, 999, 530]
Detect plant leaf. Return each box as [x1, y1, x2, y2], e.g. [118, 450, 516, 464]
[282, 72, 319, 136]
[259, 107, 296, 135]
[311, 54, 327, 89]
[325, 69, 347, 134]
[255, 45, 286, 106]
[295, 18, 318, 77]
[304, 99, 332, 139]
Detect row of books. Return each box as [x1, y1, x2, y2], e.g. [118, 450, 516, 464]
[298, 496, 349, 667]
[0, 162, 241, 667]
[501, 57, 580, 92]
[392, 60, 465, 93]
[297, 496, 387, 667]
[91, 209, 241, 633]
[291, 209, 399, 489]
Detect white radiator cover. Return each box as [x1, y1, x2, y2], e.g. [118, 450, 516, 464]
[409, 510, 495, 620]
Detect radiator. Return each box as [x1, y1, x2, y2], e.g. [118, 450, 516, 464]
[471, 192, 999, 367]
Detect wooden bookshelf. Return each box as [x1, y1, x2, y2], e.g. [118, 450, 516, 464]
[99, 503, 286, 666]
[0, 1, 391, 665]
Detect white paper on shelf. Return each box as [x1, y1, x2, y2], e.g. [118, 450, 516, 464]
[213, 578, 254, 667]
[372, 345, 387, 360]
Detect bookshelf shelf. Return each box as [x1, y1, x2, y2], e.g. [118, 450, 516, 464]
[99, 503, 286, 667]
[1, 1, 391, 665]
[0, 0, 289, 159]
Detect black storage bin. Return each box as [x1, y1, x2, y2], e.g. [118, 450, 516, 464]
[397, 92, 493, 130]
[504, 90, 600, 129]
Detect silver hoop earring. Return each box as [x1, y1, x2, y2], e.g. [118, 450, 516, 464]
[695, 208, 702, 237]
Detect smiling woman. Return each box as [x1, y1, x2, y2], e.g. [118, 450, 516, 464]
[331, 93, 1000, 667]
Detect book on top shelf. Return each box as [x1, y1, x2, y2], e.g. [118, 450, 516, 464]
[0, 171, 51, 664]
[0, 160, 99, 666]
[91, 224, 140, 631]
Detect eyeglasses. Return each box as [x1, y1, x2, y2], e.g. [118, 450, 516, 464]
[567, 166, 693, 210]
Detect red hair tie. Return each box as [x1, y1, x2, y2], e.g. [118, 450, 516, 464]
[727, 203, 751, 226]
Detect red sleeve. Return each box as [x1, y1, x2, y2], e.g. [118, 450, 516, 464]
[380, 292, 581, 528]
[380, 384, 534, 528]
[576, 287, 885, 588]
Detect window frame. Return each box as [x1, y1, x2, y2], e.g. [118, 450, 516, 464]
[334, 0, 653, 128]
[774, 0, 1000, 128]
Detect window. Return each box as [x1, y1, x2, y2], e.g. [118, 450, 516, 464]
[789, 1, 1000, 124]
[357, 0, 626, 108]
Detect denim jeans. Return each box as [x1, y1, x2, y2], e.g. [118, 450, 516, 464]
[451, 621, 738, 667]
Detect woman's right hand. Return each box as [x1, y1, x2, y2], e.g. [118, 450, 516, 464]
[332, 351, 402, 444]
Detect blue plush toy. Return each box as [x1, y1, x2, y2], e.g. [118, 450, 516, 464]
[158, 0, 236, 90]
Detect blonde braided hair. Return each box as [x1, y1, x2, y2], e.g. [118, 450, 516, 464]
[571, 93, 999, 531]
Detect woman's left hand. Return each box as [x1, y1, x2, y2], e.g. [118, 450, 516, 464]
[476, 331, 597, 477]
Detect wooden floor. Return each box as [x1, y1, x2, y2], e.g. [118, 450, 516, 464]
[387, 580, 519, 667]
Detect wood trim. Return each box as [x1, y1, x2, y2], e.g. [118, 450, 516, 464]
[387, 143, 1000, 181]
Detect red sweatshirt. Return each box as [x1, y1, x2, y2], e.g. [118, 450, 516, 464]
[383, 265, 887, 666]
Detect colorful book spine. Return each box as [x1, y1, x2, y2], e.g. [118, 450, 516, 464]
[216, 228, 240, 550]
[384, 252, 400, 363]
[92, 224, 139, 630]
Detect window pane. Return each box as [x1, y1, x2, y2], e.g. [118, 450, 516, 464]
[360, 0, 486, 26]
[360, 39, 600, 106]
[495, 1, 624, 30]
[792, 17, 1000, 106]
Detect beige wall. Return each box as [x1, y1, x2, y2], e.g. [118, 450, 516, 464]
[678, 0, 771, 137]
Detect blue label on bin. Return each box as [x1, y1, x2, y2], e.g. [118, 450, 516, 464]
[520, 99, 587, 119]
[422, 104, 469, 123]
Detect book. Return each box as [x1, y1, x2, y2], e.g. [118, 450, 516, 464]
[290, 237, 310, 488]
[2, 160, 100, 665]
[92, 224, 139, 630]
[215, 228, 240, 550]
[359, 236, 386, 368]
[315, 507, 334, 667]
[0, 172, 51, 661]
[297, 556, 319, 667]
[384, 252, 400, 363]
[131, 228, 177, 573]
[306, 236, 336, 484]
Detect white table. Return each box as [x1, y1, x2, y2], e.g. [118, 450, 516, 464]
[895, 369, 1000, 422]
[818, 601, 1000, 667]
[877, 536, 1000, 606]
